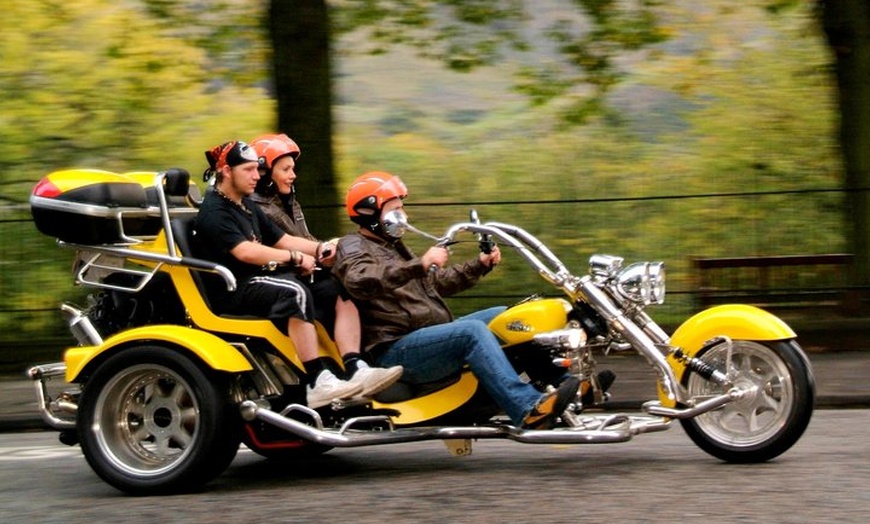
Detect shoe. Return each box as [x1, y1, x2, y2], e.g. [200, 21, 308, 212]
[349, 361, 404, 397]
[522, 376, 581, 430]
[580, 369, 616, 406]
[307, 370, 365, 409]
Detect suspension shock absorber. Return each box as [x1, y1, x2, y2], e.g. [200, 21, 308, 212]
[672, 336, 732, 387]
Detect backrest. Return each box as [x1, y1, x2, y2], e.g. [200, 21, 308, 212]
[169, 214, 214, 310]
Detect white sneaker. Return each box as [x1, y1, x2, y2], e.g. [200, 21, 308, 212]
[306, 370, 364, 409]
[349, 361, 404, 397]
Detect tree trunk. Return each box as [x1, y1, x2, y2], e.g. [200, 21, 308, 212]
[821, 0, 870, 313]
[268, 0, 341, 237]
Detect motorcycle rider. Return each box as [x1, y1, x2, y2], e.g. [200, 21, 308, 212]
[193, 140, 363, 408]
[248, 133, 403, 398]
[332, 171, 581, 429]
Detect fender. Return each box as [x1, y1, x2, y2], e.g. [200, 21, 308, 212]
[64, 324, 253, 382]
[658, 304, 797, 406]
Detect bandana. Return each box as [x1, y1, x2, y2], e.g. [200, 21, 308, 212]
[205, 141, 259, 171]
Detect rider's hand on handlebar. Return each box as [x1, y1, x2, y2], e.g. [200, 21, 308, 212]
[317, 241, 337, 267]
[421, 246, 449, 271]
[480, 245, 501, 268]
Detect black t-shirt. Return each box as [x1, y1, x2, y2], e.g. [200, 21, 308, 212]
[193, 189, 286, 287]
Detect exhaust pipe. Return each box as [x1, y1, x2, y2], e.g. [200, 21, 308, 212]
[60, 303, 103, 346]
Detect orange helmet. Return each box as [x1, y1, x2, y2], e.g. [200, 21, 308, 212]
[346, 171, 408, 231]
[250, 133, 301, 170]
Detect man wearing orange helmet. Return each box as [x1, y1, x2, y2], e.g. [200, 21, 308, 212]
[333, 172, 581, 430]
[193, 140, 363, 408]
[248, 133, 403, 399]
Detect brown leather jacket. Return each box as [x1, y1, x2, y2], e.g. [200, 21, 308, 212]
[333, 232, 493, 353]
[249, 192, 317, 242]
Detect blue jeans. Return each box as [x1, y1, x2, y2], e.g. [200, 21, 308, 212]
[375, 306, 543, 425]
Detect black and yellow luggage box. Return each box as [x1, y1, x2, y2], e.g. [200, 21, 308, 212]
[30, 169, 162, 244]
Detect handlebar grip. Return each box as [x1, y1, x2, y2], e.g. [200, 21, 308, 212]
[479, 235, 494, 255]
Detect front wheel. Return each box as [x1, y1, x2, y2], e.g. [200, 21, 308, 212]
[680, 339, 815, 463]
[77, 346, 242, 495]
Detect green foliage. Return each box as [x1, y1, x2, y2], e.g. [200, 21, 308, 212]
[0, 0, 846, 341]
[0, 0, 273, 206]
[334, 0, 842, 319]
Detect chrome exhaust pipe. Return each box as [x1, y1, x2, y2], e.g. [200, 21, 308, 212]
[28, 363, 76, 430]
[60, 303, 103, 346]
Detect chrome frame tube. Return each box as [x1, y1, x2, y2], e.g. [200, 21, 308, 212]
[240, 401, 672, 446]
[438, 221, 688, 404]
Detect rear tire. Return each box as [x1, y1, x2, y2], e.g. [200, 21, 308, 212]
[77, 346, 241, 494]
[680, 340, 815, 463]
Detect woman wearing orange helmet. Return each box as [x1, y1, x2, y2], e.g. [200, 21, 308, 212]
[334, 172, 581, 430]
[250, 134, 402, 399]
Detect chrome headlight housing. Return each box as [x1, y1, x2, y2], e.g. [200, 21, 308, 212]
[615, 261, 666, 305]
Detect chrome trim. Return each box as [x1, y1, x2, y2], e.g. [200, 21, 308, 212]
[240, 400, 672, 446]
[641, 386, 754, 419]
[28, 363, 77, 430]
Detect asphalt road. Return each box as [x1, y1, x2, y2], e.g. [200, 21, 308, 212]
[0, 410, 866, 523]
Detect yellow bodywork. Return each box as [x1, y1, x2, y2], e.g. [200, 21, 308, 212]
[64, 324, 253, 382]
[488, 298, 571, 346]
[372, 372, 480, 425]
[657, 304, 797, 407]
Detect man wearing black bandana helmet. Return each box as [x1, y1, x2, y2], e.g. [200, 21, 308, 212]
[193, 140, 364, 408]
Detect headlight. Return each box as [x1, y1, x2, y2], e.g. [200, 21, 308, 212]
[615, 261, 666, 305]
[532, 328, 587, 350]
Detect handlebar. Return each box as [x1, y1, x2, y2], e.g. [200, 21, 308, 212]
[437, 221, 575, 290]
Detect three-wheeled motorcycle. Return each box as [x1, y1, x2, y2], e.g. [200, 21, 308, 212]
[28, 168, 814, 495]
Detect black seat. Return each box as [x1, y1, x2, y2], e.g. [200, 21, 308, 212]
[170, 214, 215, 311]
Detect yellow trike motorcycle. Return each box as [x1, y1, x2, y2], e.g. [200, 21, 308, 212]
[28, 168, 814, 495]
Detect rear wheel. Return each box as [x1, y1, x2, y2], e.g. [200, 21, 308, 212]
[680, 340, 815, 463]
[77, 346, 241, 494]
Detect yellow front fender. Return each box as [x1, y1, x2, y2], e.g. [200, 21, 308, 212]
[64, 324, 253, 382]
[658, 304, 797, 406]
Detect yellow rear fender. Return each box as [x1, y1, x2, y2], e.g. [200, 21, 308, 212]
[64, 324, 253, 383]
[658, 304, 797, 406]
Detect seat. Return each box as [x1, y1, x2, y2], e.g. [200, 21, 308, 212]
[169, 214, 215, 310]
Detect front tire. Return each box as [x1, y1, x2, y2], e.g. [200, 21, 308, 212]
[77, 346, 241, 495]
[680, 340, 815, 463]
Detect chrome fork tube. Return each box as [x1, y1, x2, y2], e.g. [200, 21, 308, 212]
[576, 277, 685, 404]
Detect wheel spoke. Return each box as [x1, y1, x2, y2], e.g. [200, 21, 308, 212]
[688, 340, 797, 448]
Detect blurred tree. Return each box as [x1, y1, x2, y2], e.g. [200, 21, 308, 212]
[271, 0, 867, 305]
[268, 0, 339, 236]
[820, 0, 870, 307]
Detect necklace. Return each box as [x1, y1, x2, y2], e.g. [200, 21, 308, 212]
[214, 186, 259, 243]
[214, 187, 252, 216]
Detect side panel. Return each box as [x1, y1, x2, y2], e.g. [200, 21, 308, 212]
[372, 372, 479, 425]
[65, 324, 253, 382]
